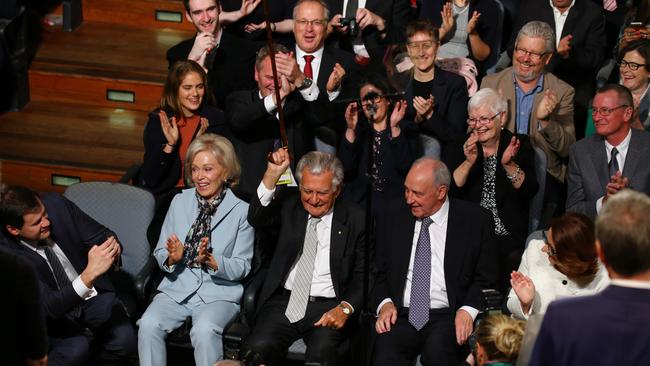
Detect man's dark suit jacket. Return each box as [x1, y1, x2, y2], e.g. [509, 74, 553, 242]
[324, 0, 411, 64]
[248, 190, 366, 313]
[225, 90, 331, 201]
[404, 67, 469, 148]
[508, 0, 606, 103]
[166, 31, 257, 110]
[372, 197, 497, 313]
[140, 104, 229, 195]
[529, 285, 650, 366]
[0, 193, 119, 337]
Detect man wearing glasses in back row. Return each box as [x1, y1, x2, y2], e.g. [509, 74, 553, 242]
[566, 84, 650, 220]
[481, 20, 575, 225]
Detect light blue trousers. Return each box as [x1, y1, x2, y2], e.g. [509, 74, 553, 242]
[137, 292, 239, 366]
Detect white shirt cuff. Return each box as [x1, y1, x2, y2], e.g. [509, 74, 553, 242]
[256, 182, 276, 206]
[72, 276, 98, 300]
[459, 305, 479, 321]
[376, 298, 393, 316]
[327, 88, 341, 102]
[596, 196, 604, 213]
[299, 83, 319, 101]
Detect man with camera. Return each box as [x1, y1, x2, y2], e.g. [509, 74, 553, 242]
[325, 0, 411, 71]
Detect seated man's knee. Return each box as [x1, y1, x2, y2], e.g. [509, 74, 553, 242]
[111, 323, 138, 357]
[50, 335, 90, 366]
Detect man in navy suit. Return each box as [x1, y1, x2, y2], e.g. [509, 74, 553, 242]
[0, 186, 136, 366]
[530, 189, 650, 366]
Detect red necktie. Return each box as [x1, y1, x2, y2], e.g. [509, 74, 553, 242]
[303, 55, 314, 79]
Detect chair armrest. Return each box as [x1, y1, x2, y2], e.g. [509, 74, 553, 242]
[241, 267, 268, 324]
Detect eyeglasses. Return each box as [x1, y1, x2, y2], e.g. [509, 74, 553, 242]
[591, 105, 630, 117]
[514, 47, 547, 61]
[467, 112, 500, 126]
[295, 18, 327, 28]
[361, 93, 384, 106]
[406, 40, 436, 52]
[542, 230, 557, 257]
[619, 59, 646, 71]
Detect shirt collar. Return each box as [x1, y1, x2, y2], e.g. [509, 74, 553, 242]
[295, 46, 325, 63]
[20, 239, 44, 252]
[604, 126, 632, 150]
[427, 197, 450, 226]
[610, 278, 650, 290]
[309, 209, 334, 228]
[549, 0, 575, 14]
[513, 72, 545, 94]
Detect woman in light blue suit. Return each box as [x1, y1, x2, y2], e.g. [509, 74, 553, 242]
[138, 133, 254, 366]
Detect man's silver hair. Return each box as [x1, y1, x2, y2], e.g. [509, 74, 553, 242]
[293, 0, 330, 20]
[296, 151, 344, 189]
[516, 21, 556, 54]
[412, 157, 451, 188]
[468, 88, 508, 115]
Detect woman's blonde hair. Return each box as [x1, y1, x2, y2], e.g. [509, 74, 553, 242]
[476, 314, 525, 363]
[184, 133, 240, 187]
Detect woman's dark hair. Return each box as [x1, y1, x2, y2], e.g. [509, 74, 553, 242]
[618, 39, 650, 73]
[633, 1, 650, 24]
[160, 60, 213, 119]
[359, 74, 392, 97]
[550, 212, 599, 280]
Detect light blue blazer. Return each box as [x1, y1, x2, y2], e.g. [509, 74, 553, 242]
[153, 188, 254, 304]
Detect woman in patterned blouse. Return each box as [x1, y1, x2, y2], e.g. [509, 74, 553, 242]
[443, 88, 538, 291]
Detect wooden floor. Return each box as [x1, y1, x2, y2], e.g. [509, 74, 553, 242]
[0, 0, 194, 192]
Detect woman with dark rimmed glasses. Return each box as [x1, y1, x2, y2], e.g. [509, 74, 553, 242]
[507, 212, 609, 320]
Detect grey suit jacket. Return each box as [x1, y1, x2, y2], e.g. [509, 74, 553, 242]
[481, 68, 575, 182]
[566, 128, 650, 218]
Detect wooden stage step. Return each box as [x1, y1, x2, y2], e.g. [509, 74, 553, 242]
[84, 0, 195, 31]
[30, 21, 193, 111]
[0, 100, 146, 172]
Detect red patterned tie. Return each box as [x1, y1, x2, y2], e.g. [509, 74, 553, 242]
[604, 0, 617, 11]
[303, 55, 314, 79]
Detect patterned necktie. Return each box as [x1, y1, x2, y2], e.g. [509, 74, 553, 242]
[285, 217, 321, 323]
[43, 243, 82, 318]
[409, 217, 433, 331]
[43, 245, 72, 288]
[603, 0, 617, 12]
[303, 55, 315, 80]
[609, 147, 620, 177]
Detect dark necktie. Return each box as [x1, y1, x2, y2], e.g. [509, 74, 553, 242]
[409, 217, 433, 331]
[609, 147, 620, 177]
[303, 55, 315, 80]
[43, 245, 72, 288]
[345, 0, 359, 18]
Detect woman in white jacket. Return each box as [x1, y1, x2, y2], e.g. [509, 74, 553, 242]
[507, 213, 609, 319]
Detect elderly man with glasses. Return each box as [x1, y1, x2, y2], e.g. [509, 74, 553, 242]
[481, 20, 575, 227]
[566, 83, 650, 219]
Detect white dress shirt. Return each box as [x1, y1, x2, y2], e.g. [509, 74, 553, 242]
[549, 0, 576, 47]
[377, 198, 479, 320]
[596, 127, 632, 213]
[295, 46, 341, 101]
[341, 0, 371, 58]
[257, 183, 336, 298]
[21, 240, 98, 300]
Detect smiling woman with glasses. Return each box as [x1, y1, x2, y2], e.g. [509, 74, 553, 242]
[507, 212, 609, 320]
[618, 40, 650, 130]
[443, 88, 538, 291]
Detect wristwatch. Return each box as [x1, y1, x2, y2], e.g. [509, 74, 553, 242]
[297, 76, 313, 91]
[338, 302, 351, 315]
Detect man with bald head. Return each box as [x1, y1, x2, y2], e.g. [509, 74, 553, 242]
[372, 158, 497, 365]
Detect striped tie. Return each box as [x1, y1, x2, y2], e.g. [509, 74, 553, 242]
[604, 0, 617, 11]
[409, 217, 433, 331]
[285, 217, 321, 323]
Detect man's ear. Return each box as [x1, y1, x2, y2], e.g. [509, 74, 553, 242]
[595, 239, 607, 265]
[5, 224, 20, 237]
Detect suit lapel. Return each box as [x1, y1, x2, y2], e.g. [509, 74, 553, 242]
[329, 204, 349, 297]
[622, 129, 641, 182]
[318, 49, 335, 92]
[395, 209, 416, 302]
[443, 200, 465, 308]
[589, 137, 610, 190]
[209, 190, 239, 234]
